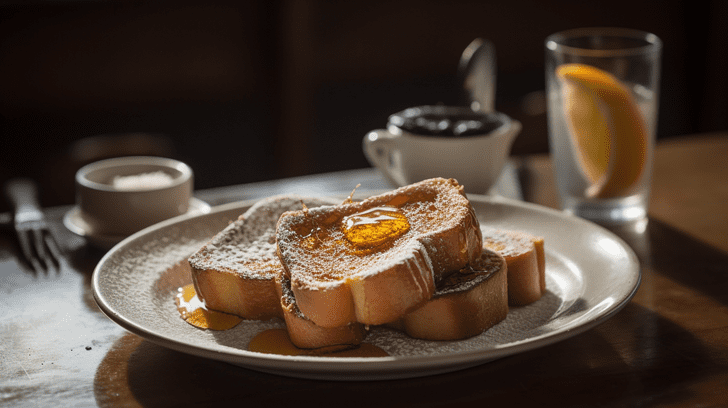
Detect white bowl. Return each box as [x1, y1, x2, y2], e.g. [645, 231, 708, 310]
[74, 156, 194, 237]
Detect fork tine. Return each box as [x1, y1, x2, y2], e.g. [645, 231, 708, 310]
[43, 230, 63, 271]
[31, 227, 54, 273]
[17, 229, 43, 275]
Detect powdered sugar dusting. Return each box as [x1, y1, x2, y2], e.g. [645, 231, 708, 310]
[367, 278, 561, 356]
[434, 249, 504, 296]
[188, 195, 339, 279]
[113, 171, 174, 190]
[481, 226, 537, 257]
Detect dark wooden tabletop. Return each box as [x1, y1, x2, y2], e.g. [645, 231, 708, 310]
[1, 133, 727, 407]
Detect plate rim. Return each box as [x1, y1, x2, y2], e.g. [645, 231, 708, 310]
[92, 194, 640, 380]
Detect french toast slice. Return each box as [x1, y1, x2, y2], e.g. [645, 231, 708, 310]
[188, 195, 339, 320]
[275, 272, 367, 349]
[276, 178, 483, 328]
[390, 247, 508, 340]
[481, 227, 546, 306]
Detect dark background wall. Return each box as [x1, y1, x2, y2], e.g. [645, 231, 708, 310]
[1, 0, 726, 210]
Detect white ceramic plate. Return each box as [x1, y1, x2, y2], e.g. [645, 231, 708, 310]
[92, 194, 640, 381]
[64, 198, 211, 249]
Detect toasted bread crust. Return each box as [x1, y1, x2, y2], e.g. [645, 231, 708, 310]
[481, 228, 545, 306]
[532, 236, 546, 293]
[188, 195, 339, 320]
[395, 248, 508, 340]
[193, 268, 281, 320]
[276, 273, 366, 349]
[276, 178, 483, 327]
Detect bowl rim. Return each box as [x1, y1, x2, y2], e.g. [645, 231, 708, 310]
[76, 156, 192, 193]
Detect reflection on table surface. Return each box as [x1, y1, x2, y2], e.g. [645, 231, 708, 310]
[1, 134, 727, 407]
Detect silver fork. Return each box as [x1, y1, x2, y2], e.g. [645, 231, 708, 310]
[4, 178, 63, 275]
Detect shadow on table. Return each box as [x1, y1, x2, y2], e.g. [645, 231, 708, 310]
[92, 298, 726, 408]
[601, 217, 728, 308]
[65, 238, 112, 315]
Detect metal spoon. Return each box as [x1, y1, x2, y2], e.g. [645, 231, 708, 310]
[458, 38, 496, 113]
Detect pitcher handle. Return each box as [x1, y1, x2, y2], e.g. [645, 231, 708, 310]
[362, 130, 407, 187]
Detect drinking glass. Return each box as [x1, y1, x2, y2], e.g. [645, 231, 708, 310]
[545, 28, 661, 223]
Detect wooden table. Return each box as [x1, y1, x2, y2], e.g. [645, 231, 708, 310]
[1, 133, 727, 407]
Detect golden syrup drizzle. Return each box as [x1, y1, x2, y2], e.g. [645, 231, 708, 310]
[175, 284, 242, 330]
[342, 206, 410, 248]
[343, 183, 361, 204]
[248, 329, 389, 357]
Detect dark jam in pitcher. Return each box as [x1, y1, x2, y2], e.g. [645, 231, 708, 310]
[388, 105, 505, 137]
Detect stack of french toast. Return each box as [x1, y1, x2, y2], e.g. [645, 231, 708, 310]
[188, 178, 545, 350]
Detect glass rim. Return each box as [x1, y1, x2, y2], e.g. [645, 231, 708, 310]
[545, 27, 662, 57]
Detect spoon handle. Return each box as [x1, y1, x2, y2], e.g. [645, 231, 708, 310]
[458, 38, 497, 113]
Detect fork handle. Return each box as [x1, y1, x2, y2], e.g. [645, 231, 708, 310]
[4, 178, 43, 220]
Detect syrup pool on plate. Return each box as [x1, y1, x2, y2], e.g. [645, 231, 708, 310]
[174, 280, 388, 357]
[175, 284, 242, 330]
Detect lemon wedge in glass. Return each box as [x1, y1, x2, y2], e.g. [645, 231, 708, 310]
[557, 63, 648, 198]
